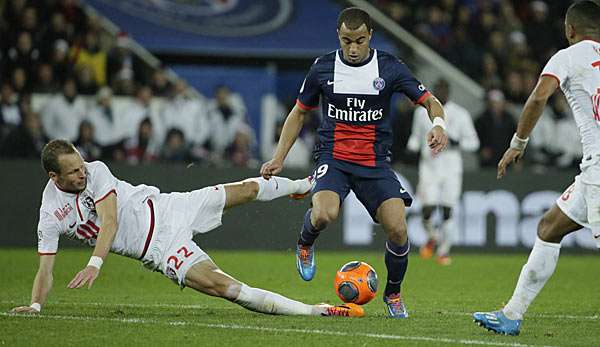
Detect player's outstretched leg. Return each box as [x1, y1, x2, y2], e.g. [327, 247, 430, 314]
[473, 205, 580, 335]
[184, 259, 363, 317]
[296, 191, 339, 281]
[223, 176, 313, 209]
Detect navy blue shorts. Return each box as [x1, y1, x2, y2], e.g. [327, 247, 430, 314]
[311, 158, 413, 222]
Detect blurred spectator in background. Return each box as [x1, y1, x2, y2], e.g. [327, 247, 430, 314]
[207, 85, 249, 157]
[150, 67, 172, 97]
[124, 117, 159, 165]
[71, 31, 107, 87]
[75, 65, 98, 95]
[40, 12, 71, 60]
[160, 128, 190, 162]
[0, 83, 21, 138]
[225, 124, 257, 168]
[122, 85, 155, 141]
[475, 89, 516, 167]
[160, 79, 209, 150]
[5, 31, 40, 79]
[85, 87, 124, 148]
[107, 32, 146, 89]
[11, 67, 29, 96]
[50, 39, 72, 84]
[33, 63, 60, 94]
[54, 0, 86, 35]
[0, 108, 47, 158]
[74, 120, 102, 161]
[41, 78, 86, 141]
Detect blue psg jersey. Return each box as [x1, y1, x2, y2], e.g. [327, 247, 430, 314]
[297, 49, 430, 169]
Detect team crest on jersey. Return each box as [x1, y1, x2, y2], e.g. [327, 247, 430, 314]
[82, 196, 96, 211]
[373, 77, 386, 91]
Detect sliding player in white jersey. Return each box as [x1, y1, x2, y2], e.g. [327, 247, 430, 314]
[9, 139, 363, 318]
[408, 79, 479, 265]
[474, 1, 600, 335]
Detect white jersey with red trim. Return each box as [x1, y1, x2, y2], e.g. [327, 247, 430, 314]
[37, 161, 160, 259]
[541, 40, 600, 162]
[408, 101, 480, 174]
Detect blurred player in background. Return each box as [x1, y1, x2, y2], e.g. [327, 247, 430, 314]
[9, 139, 363, 318]
[474, 1, 600, 335]
[408, 79, 479, 266]
[261, 7, 448, 318]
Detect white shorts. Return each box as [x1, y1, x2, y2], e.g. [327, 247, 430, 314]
[556, 175, 600, 229]
[417, 168, 462, 207]
[142, 184, 227, 286]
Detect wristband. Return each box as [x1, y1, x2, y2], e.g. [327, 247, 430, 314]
[432, 117, 446, 130]
[87, 256, 103, 269]
[510, 133, 529, 151]
[30, 303, 41, 312]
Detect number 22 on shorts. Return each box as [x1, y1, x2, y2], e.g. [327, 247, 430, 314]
[167, 246, 195, 270]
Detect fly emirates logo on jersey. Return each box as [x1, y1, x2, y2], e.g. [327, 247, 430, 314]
[327, 97, 384, 122]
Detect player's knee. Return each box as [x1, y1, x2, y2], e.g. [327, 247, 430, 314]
[311, 206, 338, 228]
[241, 181, 260, 201]
[537, 214, 562, 243]
[386, 222, 408, 244]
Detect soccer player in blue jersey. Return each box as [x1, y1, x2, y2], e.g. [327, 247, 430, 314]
[261, 7, 448, 318]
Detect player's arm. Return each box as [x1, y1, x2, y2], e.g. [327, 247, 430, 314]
[10, 254, 56, 314]
[67, 192, 118, 289]
[421, 94, 448, 155]
[497, 76, 558, 179]
[260, 105, 307, 178]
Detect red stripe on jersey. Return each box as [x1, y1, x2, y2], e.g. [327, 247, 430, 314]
[86, 220, 100, 233]
[80, 224, 97, 238]
[415, 91, 431, 105]
[139, 199, 155, 260]
[296, 99, 318, 111]
[333, 123, 376, 167]
[38, 252, 57, 256]
[95, 189, 116, 204]
[77, 228, 91, 239]
[541, 73, 561, 85]
[75, 193, 84, 221]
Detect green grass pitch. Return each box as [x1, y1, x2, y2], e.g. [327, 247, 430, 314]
[1, 249, 599, 346]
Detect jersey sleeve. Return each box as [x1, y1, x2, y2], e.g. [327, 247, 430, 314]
[392, 60, 430, 105]
[541, 50, 569, 85]
[296, 58, 321, 111]
[88, 161, 118, 204]
[37, 210, 60, 255]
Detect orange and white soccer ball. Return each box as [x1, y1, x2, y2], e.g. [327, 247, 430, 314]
[334, 261, 378, 305]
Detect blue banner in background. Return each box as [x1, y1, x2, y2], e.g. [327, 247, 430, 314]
[84, 0, 397, 57]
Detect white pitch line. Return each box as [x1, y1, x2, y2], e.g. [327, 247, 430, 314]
[2, 300, 597, 321]
[0, 312, 553, 347]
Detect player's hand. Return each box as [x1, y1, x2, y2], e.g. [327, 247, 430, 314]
[427, 126, 448, 156]
[9, 306, 40, 314]
[497, 148, 524, 179]
[67, 266, 100, 289]
[260, 158, 283, 179]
